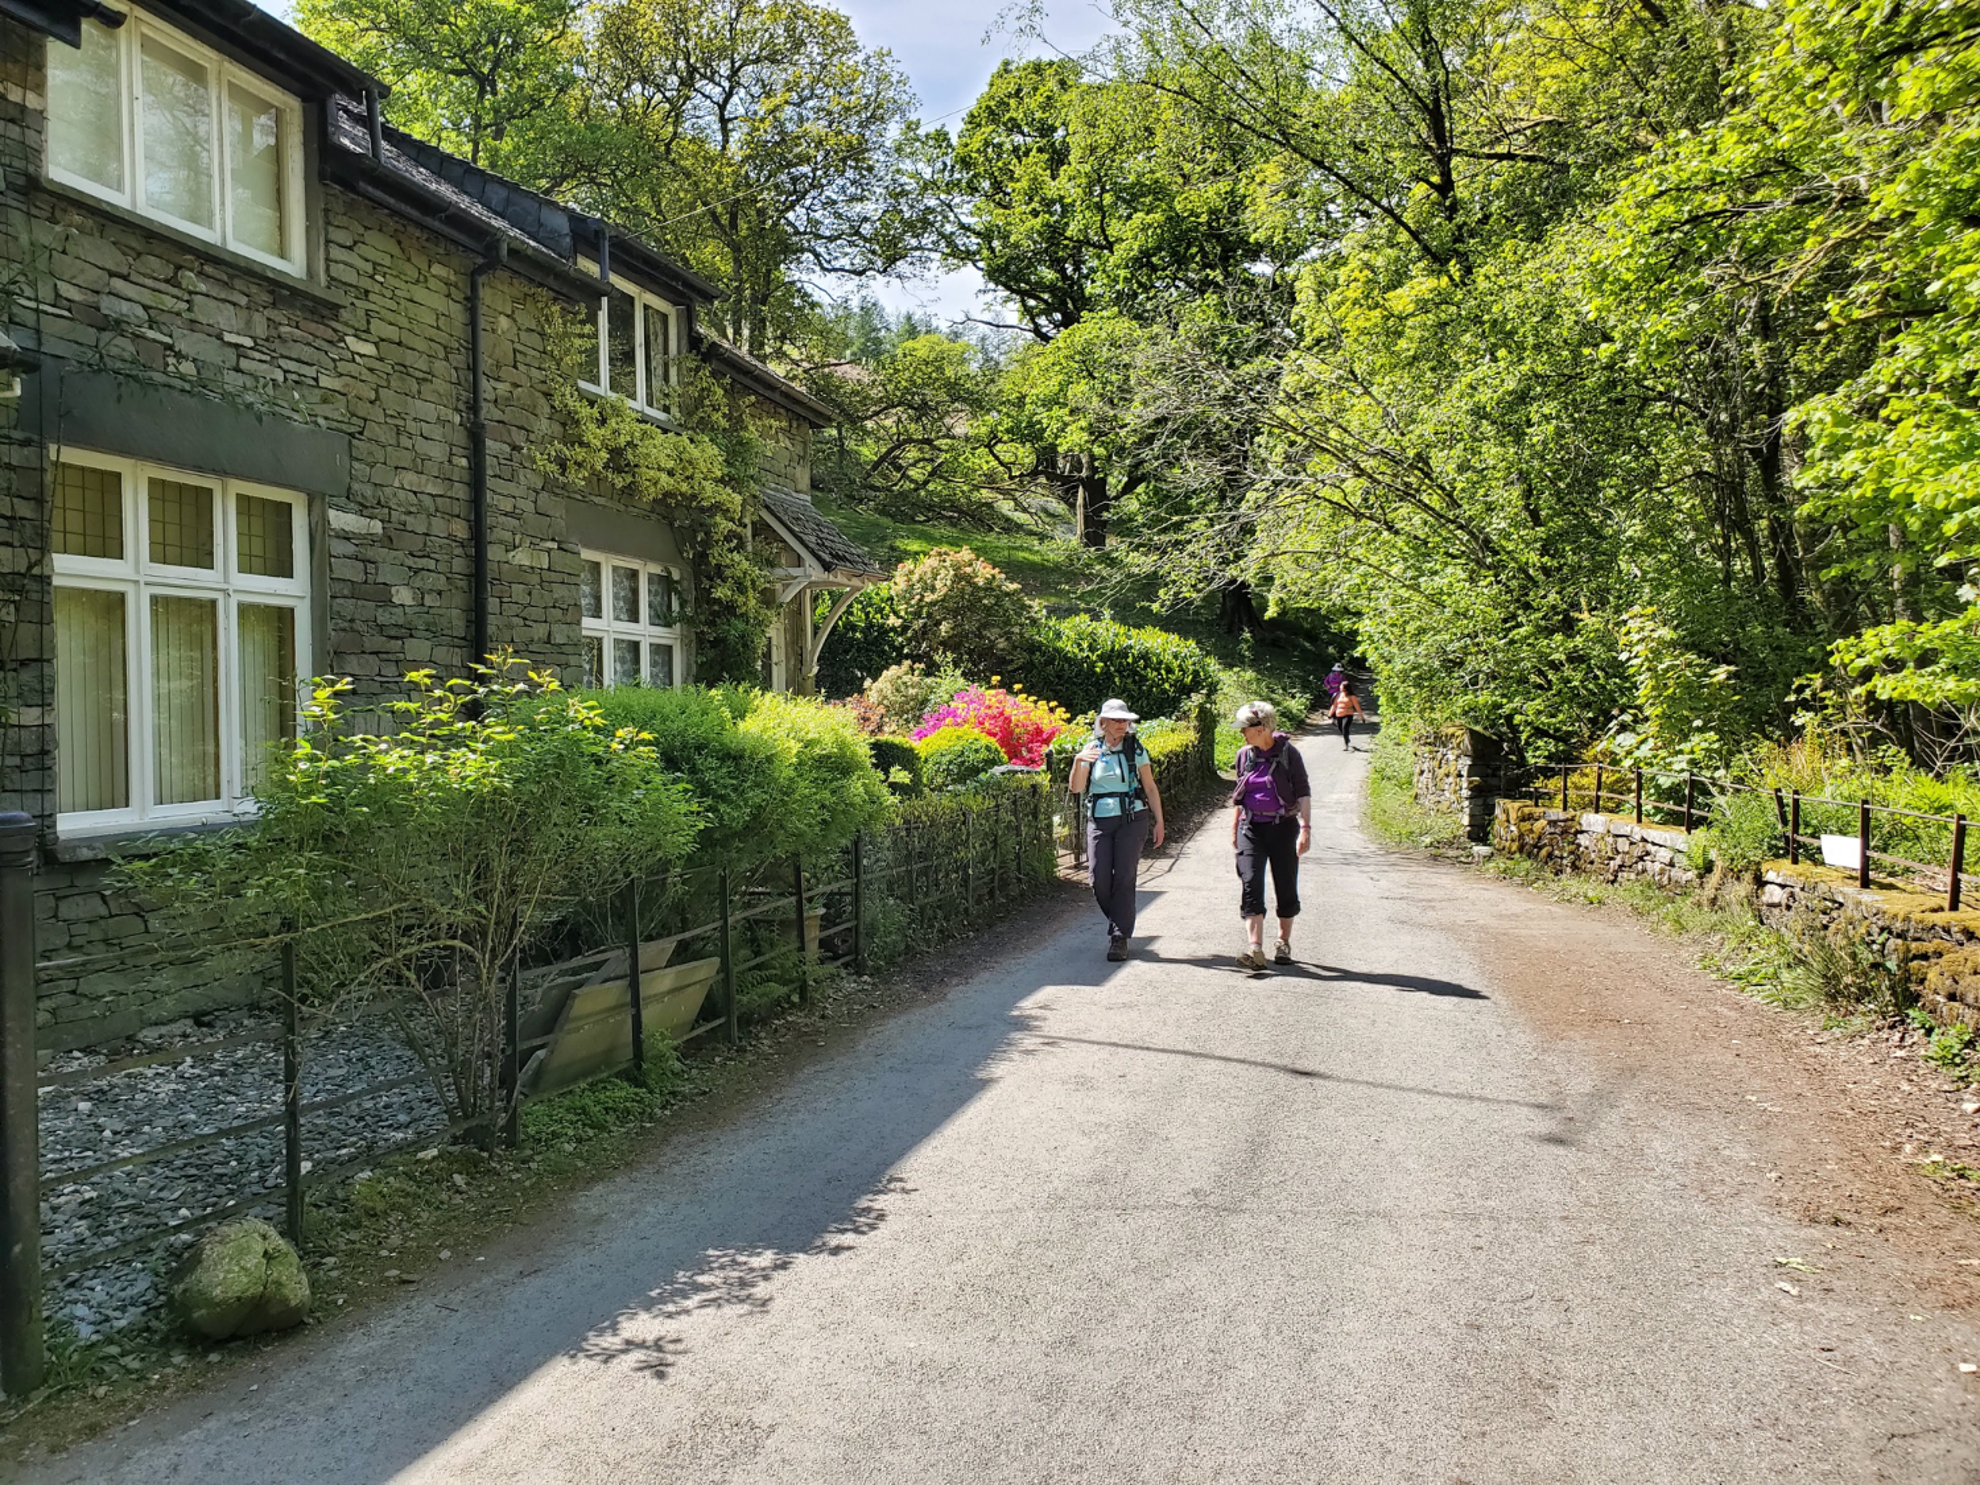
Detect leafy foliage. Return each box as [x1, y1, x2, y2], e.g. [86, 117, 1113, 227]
[1014, 613, 1218, 720]
[912, 685, 1068, 767]
[916, 725, 1007, 790]
[888, 547, 1035, 676]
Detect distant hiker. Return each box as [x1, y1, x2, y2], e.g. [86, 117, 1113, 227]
[1329, 681, 1365, 750]
[1322, 663, 1346, 704]
[1230, 702, 1311, 971]
[1068, 698, 1167, 962]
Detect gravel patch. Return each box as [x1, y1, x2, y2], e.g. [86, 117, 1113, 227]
[38, 1008, 447, 1338]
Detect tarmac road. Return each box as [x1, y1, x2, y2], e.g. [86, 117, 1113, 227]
[20, 725, 1980, 1483]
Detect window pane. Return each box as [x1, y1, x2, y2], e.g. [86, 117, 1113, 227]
[237, 493, 294, 577]
[238, 604, 295, 795]
[647, 642, 675, 689]
[606, 288, 636, 399]
[641, 304, 672, 406]
[140, 34, 214, 229]
[148, 477, 215, 568]
[580, 560, 602, 620]
[612, 638, 641, 687]
[151, 594, 219, 804]
[54, 587, 128, 813]
[226, 84, 284, 257]
[47, 21, 124, 193]
[51, 463, 123, 559]
[610, 565, 639, 624]
[581, 635, 603, 688]
[647, 570, 674, 626]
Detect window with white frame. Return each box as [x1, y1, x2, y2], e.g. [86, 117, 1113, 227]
[576, 273, 681, 419]
[49, 453, 310, 831]
[579, 551, 683, 689]
[45, 13, 308, 273]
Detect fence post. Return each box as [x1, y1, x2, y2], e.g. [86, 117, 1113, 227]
[852, 831, 867, 974]
[0, 812, 43, 1398]
[720, 869, 737, 1045]
[281, 938, 304, 1247]
[1789, 792, 1800, 866]
[1684, 774, 1696, 833]
[1951, 815, 1967, 913]
[1559, 765, 1569, 813]
[1634, 768, 1643, 825]
[964, 809, 975, 926]
[624, 877, 644, 1074]
[501, 949, 521, 1150]
[793, 855, 809, 1007]
[1858, 798, 1871, 890]
[1593, 765, 1604, 816]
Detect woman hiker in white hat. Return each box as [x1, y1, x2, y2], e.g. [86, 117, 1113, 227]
[1067, 698, 1166, 961]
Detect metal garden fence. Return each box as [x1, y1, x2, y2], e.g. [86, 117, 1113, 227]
[0, 773, 1059, 1396]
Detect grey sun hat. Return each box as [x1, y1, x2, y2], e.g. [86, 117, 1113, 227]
[1096, 698, 1139, 721]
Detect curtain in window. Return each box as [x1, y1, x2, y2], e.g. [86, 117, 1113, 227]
[226, 85, 284, 257]
[646, 570, 675, 625]
[613, 638, 641, 687]
[140, 34, 214, 229]
[642, 305, 672, 406]
[610, 564, 640, 624]
[238, 603, 294, 795]
[606, 288, 637, 398]
[582, 636, 604, 688]
[47, 20, 124, 192]
[647, 642, 675, 689]
[54, 587, 129, 814]
[151, 594, 219, 804]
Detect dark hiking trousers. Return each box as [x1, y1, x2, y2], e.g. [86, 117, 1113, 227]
[1088, 809, 1151, 941]
[1237, 814, 1302, 920]
[1333, 715, 1354, 745]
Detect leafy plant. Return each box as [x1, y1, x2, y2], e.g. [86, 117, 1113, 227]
[867, 736, 926, 797]
[888, 547, 1035, 676]
[864, 660, 963, 734]
[917, 725, 1007, 789]
[1014, 613, 1218, 719]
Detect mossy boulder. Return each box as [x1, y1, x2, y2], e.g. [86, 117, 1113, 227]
[168, 1217, 311, 1340]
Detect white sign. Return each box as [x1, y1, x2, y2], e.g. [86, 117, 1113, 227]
[1820, 834, 1861, 870]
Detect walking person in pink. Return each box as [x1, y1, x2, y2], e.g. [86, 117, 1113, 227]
[1229, 702, 1311, 970]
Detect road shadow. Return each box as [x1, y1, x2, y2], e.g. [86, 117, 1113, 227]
[1023, 1033, 1559, 1114]
[1146, 955, 1488, 999]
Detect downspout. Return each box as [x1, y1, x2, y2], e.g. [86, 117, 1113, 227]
[365, 89, 384, 163]
[469, 239, 507, 668]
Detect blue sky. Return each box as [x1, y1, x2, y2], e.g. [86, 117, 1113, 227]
[252, 0, 1120, 326]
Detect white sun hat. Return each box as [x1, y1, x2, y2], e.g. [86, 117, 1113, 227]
[1097, 698, 1139, 721]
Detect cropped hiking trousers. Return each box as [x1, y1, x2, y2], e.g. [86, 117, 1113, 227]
[1088, 808, 1151, 940]
[1237, 814, 1302, 921]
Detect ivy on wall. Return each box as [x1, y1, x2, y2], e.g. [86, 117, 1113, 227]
[536, 303, 777, 683]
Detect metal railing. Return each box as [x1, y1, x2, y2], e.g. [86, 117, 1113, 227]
[1506, 763, 1975, 910]
[0, 775, 1059, 1396]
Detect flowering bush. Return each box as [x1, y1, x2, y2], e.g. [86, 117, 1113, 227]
[914, 684, 1068, 767]
[890, 547, 1034, 673]
[830, 693, 886, 736]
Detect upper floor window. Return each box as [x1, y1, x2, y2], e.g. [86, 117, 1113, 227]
[579, 551, 683, 689]
[50, 453, 310, 833]
[46, 15, 307, 273]
[577, 274, 681, 420]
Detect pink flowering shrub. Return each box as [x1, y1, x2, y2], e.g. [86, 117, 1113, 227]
[913, 684, 1068, 766]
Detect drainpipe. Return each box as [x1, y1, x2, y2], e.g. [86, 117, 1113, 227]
[469, 239, 507, 669]
[365, 89, 384, 164]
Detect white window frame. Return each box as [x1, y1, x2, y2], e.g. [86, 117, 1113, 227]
[49, 449, 311, 835]
[579, 550, 685, 691]
[575, 266, 682, 420]
[44, 12, 310, 274]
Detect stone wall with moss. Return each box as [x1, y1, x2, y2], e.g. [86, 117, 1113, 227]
[1412, 727, 1503, 842]
[1492, 799, 1699, 890]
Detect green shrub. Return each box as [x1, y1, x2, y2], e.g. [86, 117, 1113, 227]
[918, 725, 1007, 789]
[1015, 614, 1219, 719]
[864, 660, 965, 733]
[588, 685, 794, 866]
[816, 585, 913, 697]
[869, 736, 926, 796]
[1700, 789, 1787, 874]
[739, 691, 892, 859]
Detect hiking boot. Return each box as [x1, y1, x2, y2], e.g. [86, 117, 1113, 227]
[1273, 940, 1294, 965]
[1106, 936, 1128, 962]
[1236, 948, 1268, 971]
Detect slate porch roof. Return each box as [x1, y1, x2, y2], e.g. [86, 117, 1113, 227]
[761, 489, 883, 581]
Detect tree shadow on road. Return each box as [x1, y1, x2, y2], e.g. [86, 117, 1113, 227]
[1147, 955, 1487, 999]
[1022, 1033, 1558, 1113]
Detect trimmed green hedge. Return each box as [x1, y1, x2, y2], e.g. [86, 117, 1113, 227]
[1014, 615, 1219, 721]
[868, 736, 926, 797]
[918, 725, 1007, 790]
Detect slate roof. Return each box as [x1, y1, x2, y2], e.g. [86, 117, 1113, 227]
[761, 489, 883, 579]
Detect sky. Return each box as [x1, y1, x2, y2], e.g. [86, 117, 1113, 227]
[250, 0, 1122, 329]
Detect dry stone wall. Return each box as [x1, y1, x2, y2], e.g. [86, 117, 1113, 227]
[1491, 800, 1700, 890]
[1410, 727, 1502, 842]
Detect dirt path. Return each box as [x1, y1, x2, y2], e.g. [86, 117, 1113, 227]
[14, 727, 1980, 1483]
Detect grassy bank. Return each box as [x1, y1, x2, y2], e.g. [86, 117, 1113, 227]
[1362, 720, 1466, 851]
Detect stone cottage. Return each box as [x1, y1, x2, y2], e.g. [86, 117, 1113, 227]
[0, 0, 880, 1046]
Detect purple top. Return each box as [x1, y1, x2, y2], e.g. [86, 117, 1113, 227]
[1232, 733, 1309, 816]
[1240, 768, 1284, 815]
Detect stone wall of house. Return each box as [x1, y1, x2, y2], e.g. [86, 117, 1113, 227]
[753, 402, 811, 493]
[1411, 726, 1502, 842]
[1492, 799, 1700, 890]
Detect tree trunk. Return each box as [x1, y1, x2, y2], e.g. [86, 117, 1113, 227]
[1074, 452, 1110, 548]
